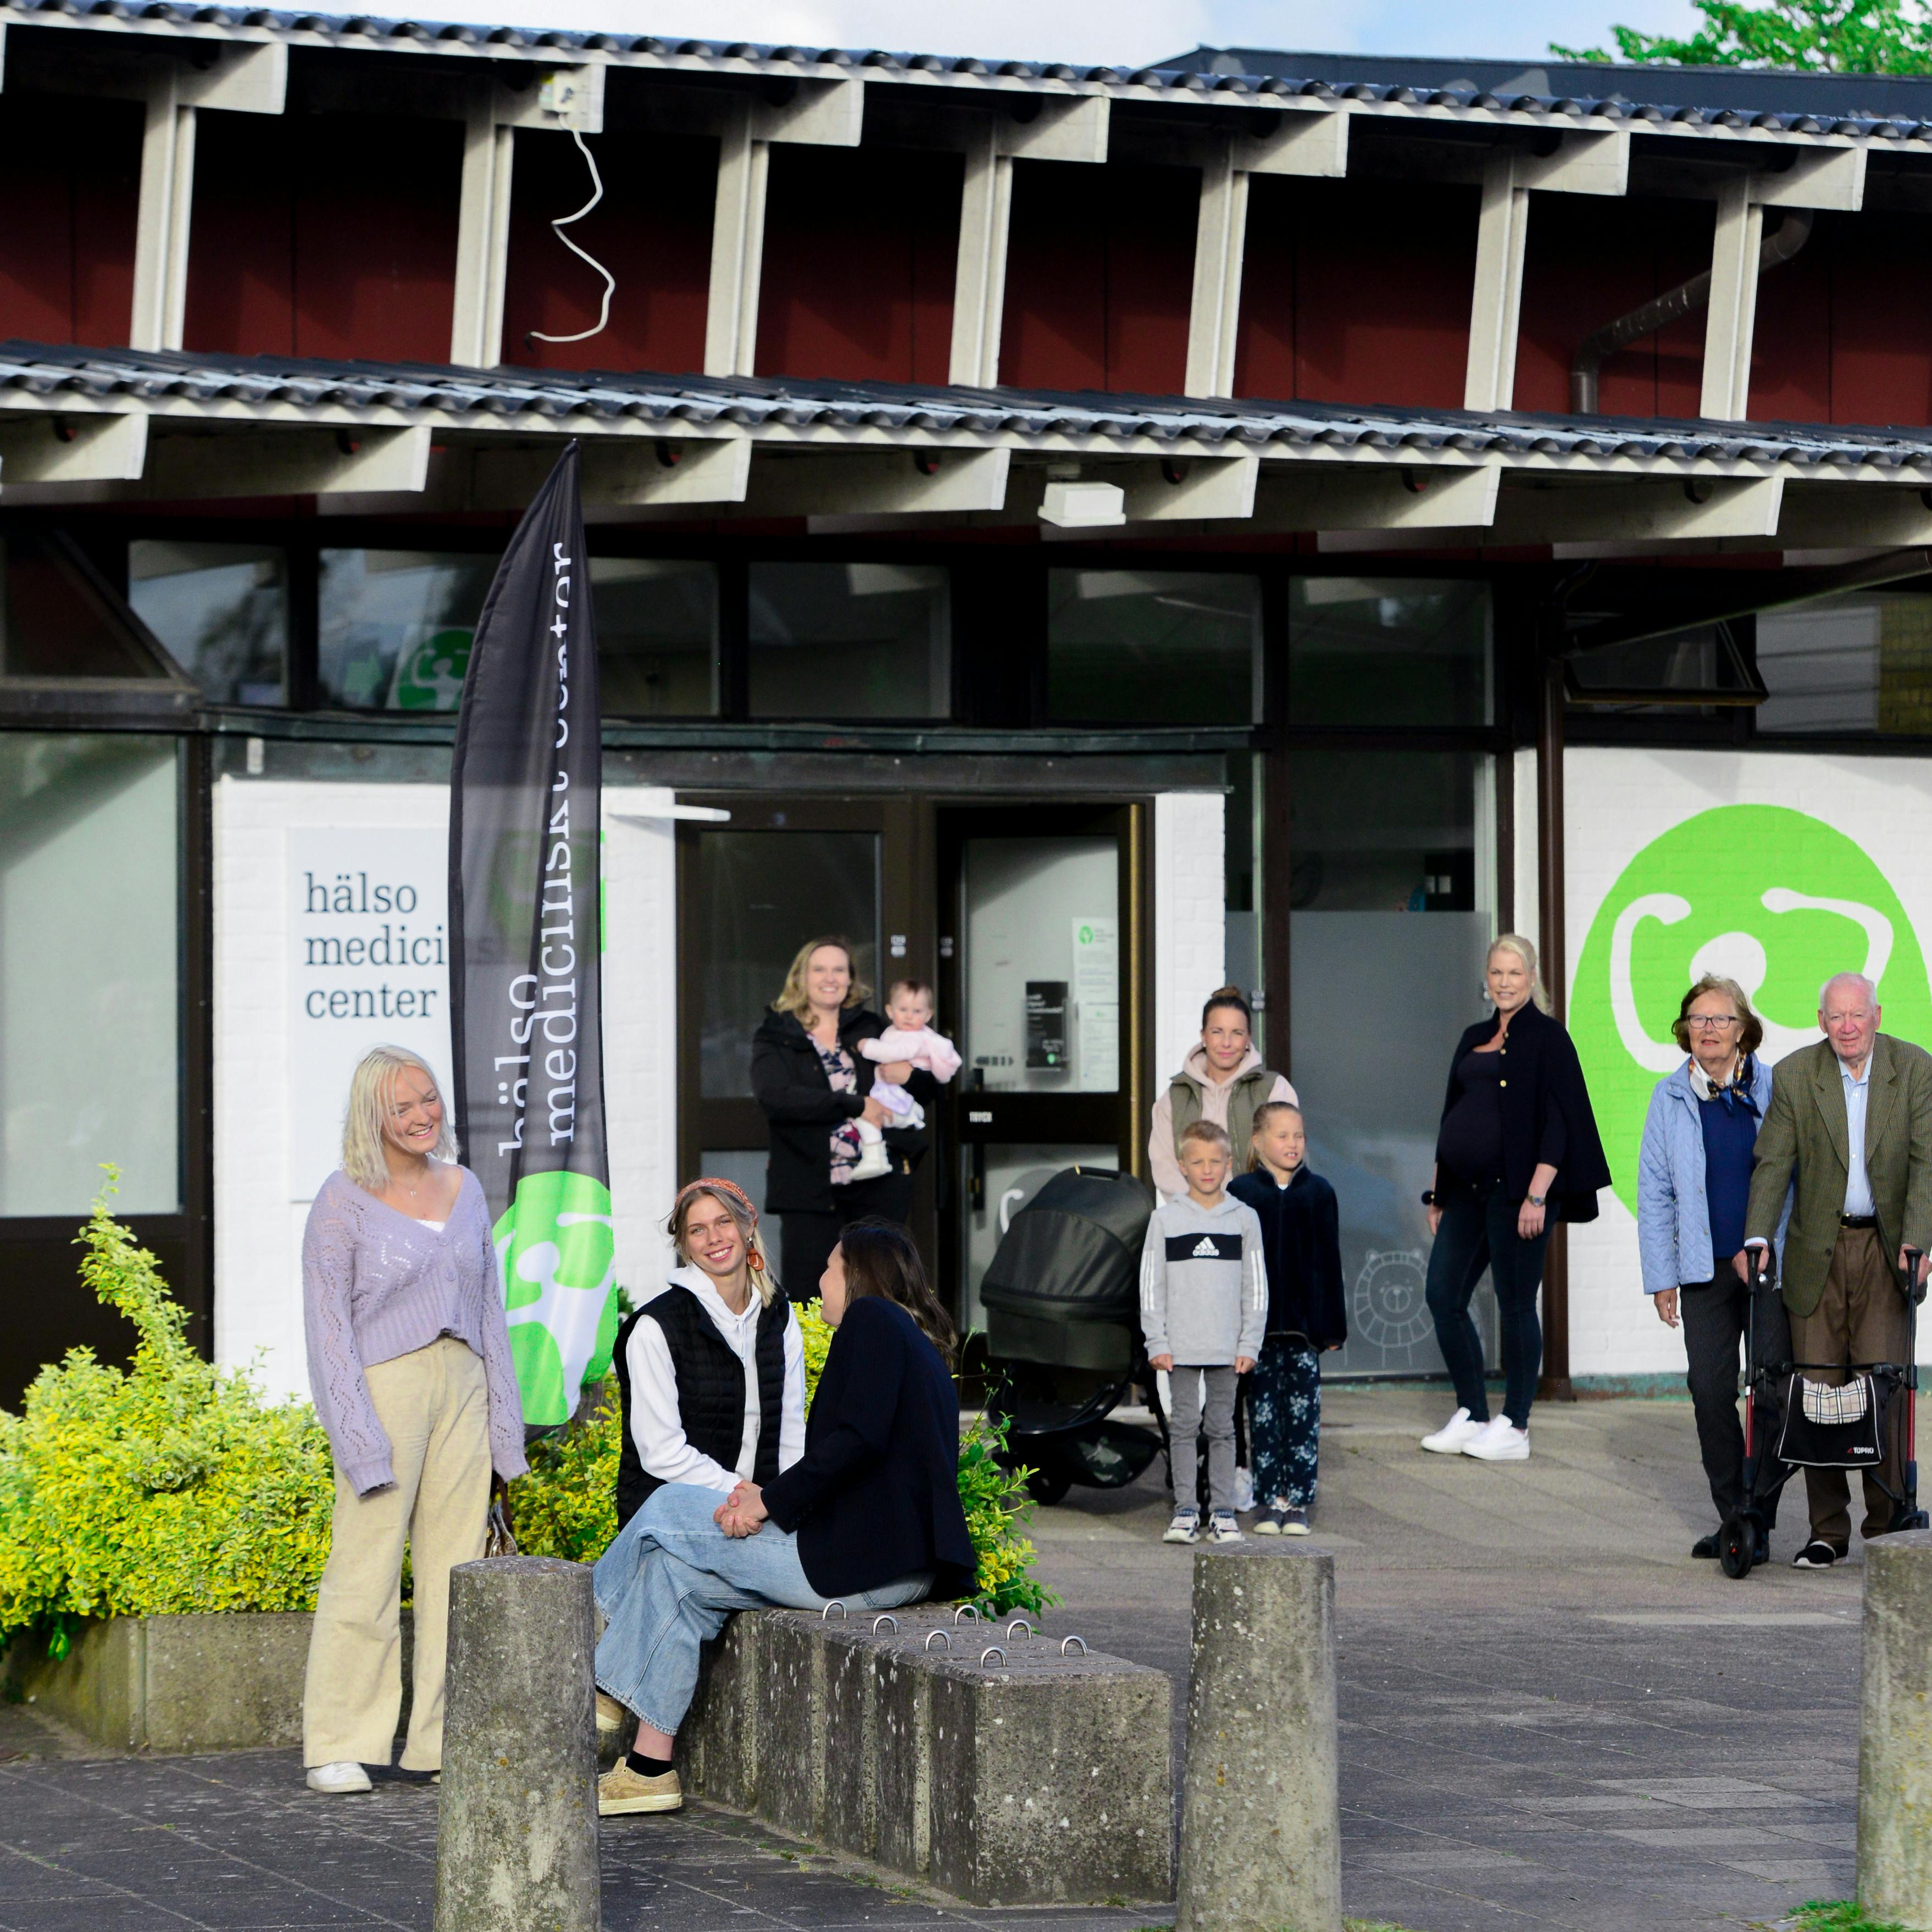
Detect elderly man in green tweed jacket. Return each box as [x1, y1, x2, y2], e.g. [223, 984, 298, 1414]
[1737, 971, 1932, 1568]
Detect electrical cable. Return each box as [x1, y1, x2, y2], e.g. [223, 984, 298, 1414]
[527, 128, 615, 347]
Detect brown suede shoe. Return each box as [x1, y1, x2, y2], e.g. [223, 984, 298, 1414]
[595, 1691, 628, 1735]
[598, 1762, 681, 1816]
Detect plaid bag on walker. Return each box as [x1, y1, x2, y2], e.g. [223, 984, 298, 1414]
[1776, 1370, 1888, 1469]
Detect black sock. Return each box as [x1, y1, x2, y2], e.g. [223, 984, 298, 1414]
[626, 1750, 674, 1778]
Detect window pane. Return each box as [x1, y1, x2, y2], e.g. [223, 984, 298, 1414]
[693, 829, 880, 1099]
[318, 549, 496, 712]
[592, 557, 718, 716]
[1, 734, 179, 1214]
[1756, 593, 1932, 735]
[1047, 569, 1261, 724]
[0, 532, 169, 682]
[748, 562, 950, 719]
[1290, 577, 1492, 727]
[128, 540, 288, 706]
[1288, 748, 1499, 1378]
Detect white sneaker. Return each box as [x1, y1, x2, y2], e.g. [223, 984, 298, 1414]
[1232, 1465, 1256, 1513]
[306, 1761, 372, 1795]
[1420, 1407, 1485, 1454]
[1462, 1417, 1530, 1462]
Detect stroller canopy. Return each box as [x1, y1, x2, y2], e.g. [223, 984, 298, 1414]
[979, 1166, 1156, 1326]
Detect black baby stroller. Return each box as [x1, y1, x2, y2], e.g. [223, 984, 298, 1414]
[979, 1165, 1167, 1506]
[1716, 1243, 1929, 1578]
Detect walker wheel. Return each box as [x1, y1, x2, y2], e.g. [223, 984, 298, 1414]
[1718, 1514, 1754, 1579]
[1024, 1467, 1073, 1507]
[1896, 1508, 1930, 1534]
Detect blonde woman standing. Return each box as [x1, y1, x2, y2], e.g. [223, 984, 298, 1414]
[1418, 936, 1610, 1463]
[750, 935, 913, 1300]
[300, 1045, 526, 1795]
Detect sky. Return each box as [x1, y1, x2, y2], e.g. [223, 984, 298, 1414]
[420, 1, 1713, 68]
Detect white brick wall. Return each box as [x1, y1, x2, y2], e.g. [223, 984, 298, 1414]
[1564, 746, 1932, 1377]
[212, 778, 678, 1400]
[1152, 792, 1227, 1100]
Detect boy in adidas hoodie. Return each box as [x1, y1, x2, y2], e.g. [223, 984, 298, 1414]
[1141, 1118, 1268, 1545]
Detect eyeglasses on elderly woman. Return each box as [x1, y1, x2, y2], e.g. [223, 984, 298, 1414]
[1686, 1013, 1742, 1032]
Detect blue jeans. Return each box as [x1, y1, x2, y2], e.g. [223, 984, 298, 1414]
[1248, 1340, 1321, 1507]
[592, 1483, 932, 1735]
[1424, 1184, 1550, 1430]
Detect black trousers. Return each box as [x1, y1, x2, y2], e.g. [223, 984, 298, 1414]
[776, 1171, 914, 1303]
[1680, 1270, 1790, 1525]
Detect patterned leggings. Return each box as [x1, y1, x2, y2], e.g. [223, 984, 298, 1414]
[1247, 1339, 1322, 1508]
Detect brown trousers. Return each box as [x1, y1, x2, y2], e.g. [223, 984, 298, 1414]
[1787, 1226, 1912, 1550]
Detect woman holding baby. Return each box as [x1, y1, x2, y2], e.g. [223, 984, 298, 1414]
[750, 936, 959, 1301]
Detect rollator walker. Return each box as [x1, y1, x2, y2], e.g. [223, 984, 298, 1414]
[1718, 1241, 1929, 1579]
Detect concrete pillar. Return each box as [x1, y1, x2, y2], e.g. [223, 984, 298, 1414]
[434, 1557, 598, 1932]
[1859, 1528, 1932, 1929]
[1176, 1545, 1341, 1932]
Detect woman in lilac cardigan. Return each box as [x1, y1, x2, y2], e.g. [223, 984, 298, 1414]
[299, 1046, 526, 1795]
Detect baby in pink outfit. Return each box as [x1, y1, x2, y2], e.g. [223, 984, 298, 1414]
[850, 980, 961, 1179]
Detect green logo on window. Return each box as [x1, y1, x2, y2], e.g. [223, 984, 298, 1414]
[1571, 804, 1932, 1217]
[391, 627, 474, 711]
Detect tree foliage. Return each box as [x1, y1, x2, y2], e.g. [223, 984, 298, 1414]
[1553, 0, 1932, 73]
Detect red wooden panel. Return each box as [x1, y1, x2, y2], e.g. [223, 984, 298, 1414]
[502, 130, 714, 374]
[754, 145, 961, 385]
[1829, 210, 1932, 428]
[1001, 159, 1107, 390]
[184, 109, 296, 356]
[1001, 160, 1196, 393]
[1516, 196, 1713, 419]
[1235, 177, 1477, 411]
[0, 93, 140, 347]
[186, 112, 460, 364]
[1104, 164, 1197, 395]
[1750, 216, 1831, 424]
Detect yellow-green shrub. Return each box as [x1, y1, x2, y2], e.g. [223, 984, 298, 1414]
[0, 1180, 335, 1650]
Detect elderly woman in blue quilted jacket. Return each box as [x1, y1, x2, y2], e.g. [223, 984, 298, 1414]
[1637, 973, 1789, 1564]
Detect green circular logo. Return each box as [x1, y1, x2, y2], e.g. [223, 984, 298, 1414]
[1573, 804, 1932, 1217]
[392, 626, 474, 711]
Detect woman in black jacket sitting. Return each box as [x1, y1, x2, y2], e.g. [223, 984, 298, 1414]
[751, 935, 923, 1300]
[1419, 934, 1611, 1464]
[591, 1219, 974, 1820]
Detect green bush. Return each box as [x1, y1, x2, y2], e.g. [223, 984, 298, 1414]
[0, 1189, 1052, 1641]
[0, 1178, 335, 1651]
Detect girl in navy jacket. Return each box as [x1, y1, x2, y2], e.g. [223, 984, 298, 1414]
[1229, 1102, 1346, 1535]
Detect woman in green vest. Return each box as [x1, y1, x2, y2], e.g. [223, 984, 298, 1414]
[1149, 986, 1297, 1201]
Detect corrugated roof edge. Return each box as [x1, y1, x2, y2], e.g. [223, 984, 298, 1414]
[4, 3, 1932, 142]
[8, 339, 1932, 471]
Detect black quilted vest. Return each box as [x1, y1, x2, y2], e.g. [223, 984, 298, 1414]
[613, 1285, 790, 1531]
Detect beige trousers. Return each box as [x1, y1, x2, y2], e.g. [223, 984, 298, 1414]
[302, 1336, 491, 1769]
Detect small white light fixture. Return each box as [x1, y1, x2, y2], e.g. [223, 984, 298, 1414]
[1041, 480, 1125, 528]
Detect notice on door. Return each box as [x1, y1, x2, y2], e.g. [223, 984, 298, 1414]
[288, 828, 451, 1200]
[1025, 980, 1068, 1070]
[1072, 916, 1120, 1092]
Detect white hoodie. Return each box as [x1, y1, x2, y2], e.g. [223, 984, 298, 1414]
[623, 1265, 807, 1495]
[1148, 1044, 1297, 1200]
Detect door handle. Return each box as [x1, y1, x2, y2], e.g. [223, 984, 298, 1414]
[970, 1140, 985, 1211]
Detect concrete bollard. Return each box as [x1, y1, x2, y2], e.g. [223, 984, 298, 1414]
[434, 1556, 599, 1932]
[1176, 1545, 1342, 1932]
[1859, 1528, 1932, 1930]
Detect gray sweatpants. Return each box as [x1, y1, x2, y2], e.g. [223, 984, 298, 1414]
[1169, 1365, 1240, 1515]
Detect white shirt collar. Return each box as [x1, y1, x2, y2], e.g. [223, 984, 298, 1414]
[1839, 1052, 1874, 1090]
[668, 1264, 762, 1332]
[1686, 1056, 1741, 1101]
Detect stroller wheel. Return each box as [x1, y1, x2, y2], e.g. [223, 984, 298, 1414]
[1024, 1467, 1073, 1507]
[1897, 1508, 1930, 1534]
[1718, 1513, 1755, 1579]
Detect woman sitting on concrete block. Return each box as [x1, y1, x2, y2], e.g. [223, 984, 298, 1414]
[591, 1218, 975, 1818]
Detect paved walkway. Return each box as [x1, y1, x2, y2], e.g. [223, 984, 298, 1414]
[0, 1384, 1870, 1932]
[1030, 1383, 1864, 1931]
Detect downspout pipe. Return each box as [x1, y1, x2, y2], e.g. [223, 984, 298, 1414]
[1569, 207, 1814, 414]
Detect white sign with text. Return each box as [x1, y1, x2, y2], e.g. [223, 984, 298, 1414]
[288, 828, 452, 1200]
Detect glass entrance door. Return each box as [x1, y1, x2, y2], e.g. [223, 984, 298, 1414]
[676, 796, 920, 1219]
[939, 804, 1145, 1331]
